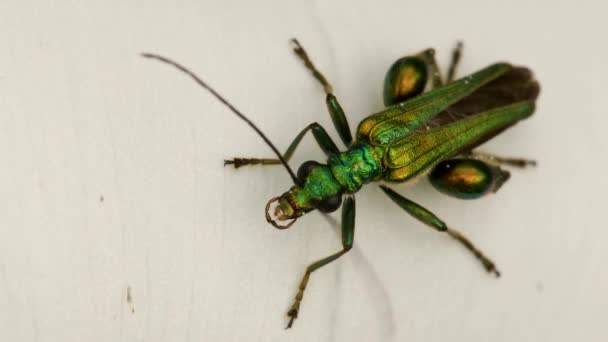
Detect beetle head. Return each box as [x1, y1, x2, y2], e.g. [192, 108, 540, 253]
[265, 161, 343, 229]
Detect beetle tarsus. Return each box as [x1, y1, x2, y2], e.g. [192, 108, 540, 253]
[446, 227, 501, 278]
[224, 158, 282, 168]
[482, 259, 501, 278]
[286, 309, 298, 329]
[291, 38, 334, 95]
[467, 151, 537, 168]
[498, 158, 537, 168]
[223, 158, 244, 168]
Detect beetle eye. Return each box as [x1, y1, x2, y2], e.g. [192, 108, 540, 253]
[297, 160, 320, 182]
[318, 194, 342, 213]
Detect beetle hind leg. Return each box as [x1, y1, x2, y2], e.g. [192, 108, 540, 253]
[446, 41, 463, 83]
[423, 40, 463, 86]
[429, 158, 511, 199]
[386, 40, 464, 105]
[467, 151, 537, 168]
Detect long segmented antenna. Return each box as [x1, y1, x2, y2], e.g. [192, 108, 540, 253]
[141, 53, 299, 185]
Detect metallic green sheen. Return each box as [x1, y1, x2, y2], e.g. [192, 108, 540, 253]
[326, 94, 353, 145]
[292, 165, 342, 211]
[385, 101, 535, 182]
[328, 142, 386, 193]
[341, 197, 355, 248]
[383, 57, 427, 106]
[429, 159, 493, 199]
[357, 63, 511, 146]
[380, 186, 447, 231]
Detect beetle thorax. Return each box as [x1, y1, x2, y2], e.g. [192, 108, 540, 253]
[328, 142, 386, 193]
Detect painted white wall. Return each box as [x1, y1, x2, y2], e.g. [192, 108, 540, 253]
[0, 1, 606, 341]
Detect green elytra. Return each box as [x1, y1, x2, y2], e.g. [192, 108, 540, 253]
[142, 40, 539, 329]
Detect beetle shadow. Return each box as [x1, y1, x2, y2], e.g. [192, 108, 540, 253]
[321, 213, 396, 339]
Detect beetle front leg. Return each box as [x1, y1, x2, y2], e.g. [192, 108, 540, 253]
[285, 196, 355, 329]
[291, 38, 353, 147]
[224, 122, 339, 168]
[380, 186, 500, 277]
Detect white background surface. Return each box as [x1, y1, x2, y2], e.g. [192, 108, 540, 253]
[1, 1, 606, 341]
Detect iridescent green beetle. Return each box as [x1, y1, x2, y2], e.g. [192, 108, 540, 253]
[142, 39, 539, 328]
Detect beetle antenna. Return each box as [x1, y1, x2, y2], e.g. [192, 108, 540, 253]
[141, 53, 299, 185]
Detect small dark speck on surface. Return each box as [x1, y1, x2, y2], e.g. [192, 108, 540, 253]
[536, 282, 544, 292]
[99, 195, 104, 203]
[126, 286, 135, 313]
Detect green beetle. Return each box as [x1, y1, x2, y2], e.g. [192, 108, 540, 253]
[142, 39, 539, 328]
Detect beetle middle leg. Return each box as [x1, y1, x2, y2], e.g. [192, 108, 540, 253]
[380, 185, 500, 277]
[286, 196, 356, 328]
[225, 38, 354, 168]
[291, 38, 353, 147]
